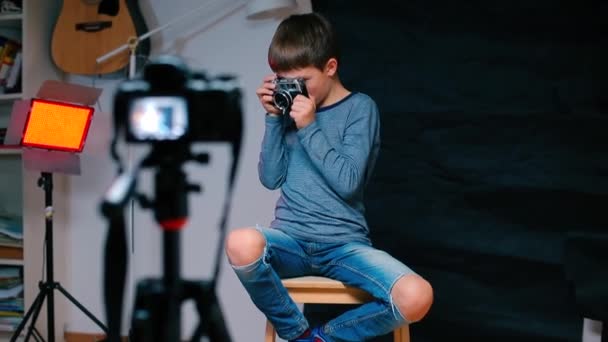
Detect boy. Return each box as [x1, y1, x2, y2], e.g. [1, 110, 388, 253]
[226, 13, 433, 341]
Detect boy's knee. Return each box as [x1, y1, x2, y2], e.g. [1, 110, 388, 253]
[225, 228, 266, 266]
[391, 274, 433, 322]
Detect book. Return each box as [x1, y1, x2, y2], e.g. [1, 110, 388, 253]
[5, 50, 20, 90]
[0, 216, 22, 240]
[0, 283, 22, 299]
[0, 36, 20, 91]
[0, 265, 23, 324]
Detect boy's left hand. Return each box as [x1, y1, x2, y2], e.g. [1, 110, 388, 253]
[290, 94, 316, 129]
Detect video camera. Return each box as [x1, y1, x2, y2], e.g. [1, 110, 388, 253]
[102, 55, 241, 342]
[113, 55, 242, 146]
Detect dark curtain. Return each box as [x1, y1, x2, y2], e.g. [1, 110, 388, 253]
[306, 1, 608, 341]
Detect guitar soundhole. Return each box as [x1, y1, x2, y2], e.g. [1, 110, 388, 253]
[75, 21, 113, 32]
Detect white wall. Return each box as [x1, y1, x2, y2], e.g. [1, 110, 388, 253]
[23, 1, 602, 341]
[43, 0, 311, 340]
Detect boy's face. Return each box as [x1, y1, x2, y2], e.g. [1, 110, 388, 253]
[275, 59, 336, 108]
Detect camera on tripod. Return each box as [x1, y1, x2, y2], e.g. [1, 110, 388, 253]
[113, 54, 242, 146]
[101, 55, 241, 342]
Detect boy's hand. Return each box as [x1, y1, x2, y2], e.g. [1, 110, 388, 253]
[256, 74, 281, 115]
[290, 94, 316, 129]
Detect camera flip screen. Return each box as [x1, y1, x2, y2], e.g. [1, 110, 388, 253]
[129, 96, 188, 141]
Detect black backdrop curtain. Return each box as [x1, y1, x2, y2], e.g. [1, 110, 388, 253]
[306, 1, 608, 341]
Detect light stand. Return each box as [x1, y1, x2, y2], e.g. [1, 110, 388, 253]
[4, 94, 106, 341]
[11, 172, 108, 342]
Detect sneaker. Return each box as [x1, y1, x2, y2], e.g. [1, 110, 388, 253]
[289, 326, 328, 342]
[311, 326, 329, 342]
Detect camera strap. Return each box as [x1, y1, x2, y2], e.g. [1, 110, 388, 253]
[218, 137, 241, 273]
[103, 210, 128, 342]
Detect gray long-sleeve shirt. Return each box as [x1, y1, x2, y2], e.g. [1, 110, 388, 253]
[258, 92, 380, 244]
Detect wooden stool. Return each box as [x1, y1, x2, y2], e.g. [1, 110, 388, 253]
[265, 276, 410, 342]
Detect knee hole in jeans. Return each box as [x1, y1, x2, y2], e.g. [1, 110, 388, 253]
[391, 274, 434, 323]
[225, 228, 266, 266]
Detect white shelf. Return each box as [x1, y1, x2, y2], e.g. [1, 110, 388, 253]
[0, 13, 21, 30]
[0, 13, 22, 21]
[0, 147, 21, 155]
[0, 258, 22, 266]
[0, 14, 21, 32]
[0, 93, 22, 101]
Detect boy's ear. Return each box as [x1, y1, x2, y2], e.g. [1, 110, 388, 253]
[324, 58, 338, 76]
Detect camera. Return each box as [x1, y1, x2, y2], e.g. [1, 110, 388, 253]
[102, 55, 241, 342]
[272, 77, 308, 112]
[113, 55, 242, 144]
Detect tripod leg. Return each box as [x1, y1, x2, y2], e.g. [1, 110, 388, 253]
[24, 290, 49, 342]
[10, 287, 47, 342]
[185, 281, 231, 342]
[30, 327, 45, 342]
[55, 283, 109, 332]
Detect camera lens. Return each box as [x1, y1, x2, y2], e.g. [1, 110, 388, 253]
[273, 91, 292, 111]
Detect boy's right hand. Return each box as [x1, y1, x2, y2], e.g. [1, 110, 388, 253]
[256, 74, 281, 116]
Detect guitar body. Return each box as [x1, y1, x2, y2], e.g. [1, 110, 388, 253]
[52, 0, 148, 75]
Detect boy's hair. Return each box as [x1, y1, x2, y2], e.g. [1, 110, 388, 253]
[268, 12, 340, 72]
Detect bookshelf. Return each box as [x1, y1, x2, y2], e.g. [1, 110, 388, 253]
[0, 2, 24, 335]
[0, 0, 64, 337]
[0, 147, 23, 333]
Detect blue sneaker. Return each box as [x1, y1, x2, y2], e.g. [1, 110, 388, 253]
[289, 326, 328, 342]
[311, 326, 329, 341]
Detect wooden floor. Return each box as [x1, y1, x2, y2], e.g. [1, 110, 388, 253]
[64, 332, 128, 342]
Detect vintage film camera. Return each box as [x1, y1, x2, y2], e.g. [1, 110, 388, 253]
[113, 55, 242, 146]
[272, 77, 308, 112]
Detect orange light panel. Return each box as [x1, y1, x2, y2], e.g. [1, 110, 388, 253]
[22, 99, 94, 152]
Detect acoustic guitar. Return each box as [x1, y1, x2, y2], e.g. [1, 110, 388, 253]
[51, 0, 150, 75]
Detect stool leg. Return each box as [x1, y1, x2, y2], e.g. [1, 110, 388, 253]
[394, 325, 410, 342]
[265, 320, 277, 342]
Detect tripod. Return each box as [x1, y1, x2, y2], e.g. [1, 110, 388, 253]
[11, 172, 108, 342]
[101, 143, 232, 342]
[129, 155, 231, 342]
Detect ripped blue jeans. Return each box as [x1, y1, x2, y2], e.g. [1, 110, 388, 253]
[230, 226, 414, 341]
